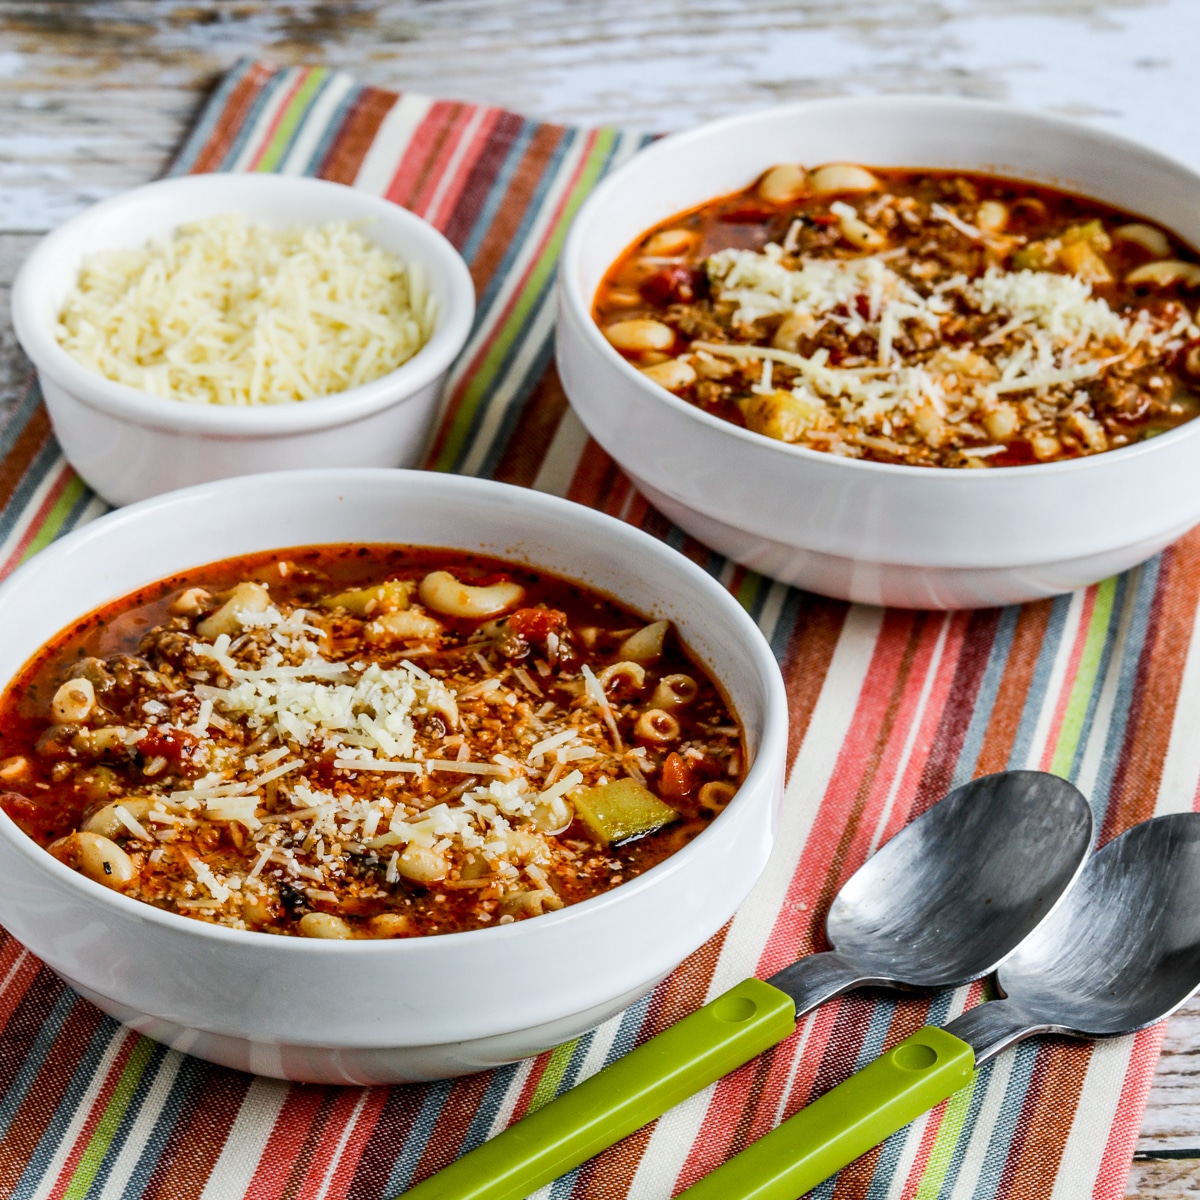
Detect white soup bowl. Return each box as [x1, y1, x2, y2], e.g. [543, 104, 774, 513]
[557, 97, 1200, 609]
[12, 174, 476, 507]
[0, 469, 787, 1083]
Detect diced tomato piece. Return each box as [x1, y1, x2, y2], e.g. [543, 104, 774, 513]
[659, 752, 696, 801]
[507, 607, 568, 644]
[139, 728, 201, 768]
[639, 265, 706, 307]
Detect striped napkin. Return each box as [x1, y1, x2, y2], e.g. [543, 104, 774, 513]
[0, 58, 1192, 1200]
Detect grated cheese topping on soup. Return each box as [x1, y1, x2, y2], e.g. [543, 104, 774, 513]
[696, 247, 1164, 427]
[594, 167, 1200, 467]
[55, 215, 434, 407]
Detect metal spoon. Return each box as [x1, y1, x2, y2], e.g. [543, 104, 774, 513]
[676, 811, 1200, 1200]
[400, 770, 1093, 1200]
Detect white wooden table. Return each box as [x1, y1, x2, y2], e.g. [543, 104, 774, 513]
[0, 2, 1196, 1194]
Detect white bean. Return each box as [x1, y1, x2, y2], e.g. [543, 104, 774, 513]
[418, 571, 524, 619]
[836, 212, 886, 251]
[693, 354, 736, 380]
[242, 893, 274, 926]
[809, 163, 881, 195]
[976, 201, 1009, 234]
[639, 359, 696, 391]
[73, 831, 138, 889]
[603, 319, 675, 353]
[367, 913, 411, 938]
[83, 797, 154, 839]
[757, 163, 808, 206]
[643, 228, 696, 256]
[197, 581, 271, 639]
[299, 913, 354, 939]
[52, 678, 95, 724]
[605, 287, 643, 308]
[76, 726, 139, 755]
[365, 607, 444, 644]
[397, 844, 449, 882]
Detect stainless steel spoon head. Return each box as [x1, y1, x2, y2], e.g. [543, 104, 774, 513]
[826, 771, 1094, 988]
[946, 812, 1200, 1065]
[998, 811, 1200, 1036]
[767, 771, 1095, 1012]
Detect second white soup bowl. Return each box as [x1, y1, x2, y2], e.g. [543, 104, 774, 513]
[556, 97, 1200, 609]
[0, 469, 787, 1084]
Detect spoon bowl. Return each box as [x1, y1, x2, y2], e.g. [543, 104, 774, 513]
[826, 771, 1095, 989]
[768, 770, 1095, 1007]
[961, 811, 1200, 1054]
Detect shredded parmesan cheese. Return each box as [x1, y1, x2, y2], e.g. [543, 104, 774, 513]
[56, 215, 435, 406]
[697, 250, 1155, 425]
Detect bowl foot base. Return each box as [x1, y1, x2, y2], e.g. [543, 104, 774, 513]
[634, 479, 1193, 609]
[65, 974, 666, 1084]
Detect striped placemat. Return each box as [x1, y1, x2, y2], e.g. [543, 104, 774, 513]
[0, 58, 1193, 1200]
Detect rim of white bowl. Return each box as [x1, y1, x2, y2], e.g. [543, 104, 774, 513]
[11, 175, 477, 438]
[560, 94, 1200, 482]
[0, 468, 788, 953]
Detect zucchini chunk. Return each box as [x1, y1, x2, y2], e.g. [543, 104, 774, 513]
[574, 779, 678, 846]
[317, 579, 413, 616]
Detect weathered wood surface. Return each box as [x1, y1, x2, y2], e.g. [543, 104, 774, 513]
[0, 2, 1197, 1194]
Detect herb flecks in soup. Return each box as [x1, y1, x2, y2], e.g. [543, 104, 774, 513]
[595, 166, 1200, 467]
[0, 548, 743, 938]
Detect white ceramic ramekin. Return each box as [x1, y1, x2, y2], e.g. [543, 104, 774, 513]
[12, 175, 476, 507]
[0, 469, 787, 1084]
[556, 97, 1200, 609]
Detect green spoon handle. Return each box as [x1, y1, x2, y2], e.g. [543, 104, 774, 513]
[677, 1027, 976, 1200]
[397, 977, 796, 1200]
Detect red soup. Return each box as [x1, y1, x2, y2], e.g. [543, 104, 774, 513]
[0, 546, 744, 938]
[595, 164, 1200, 467]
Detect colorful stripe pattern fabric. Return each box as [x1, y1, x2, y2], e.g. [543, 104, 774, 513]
[0, 58, 1192, 1200]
